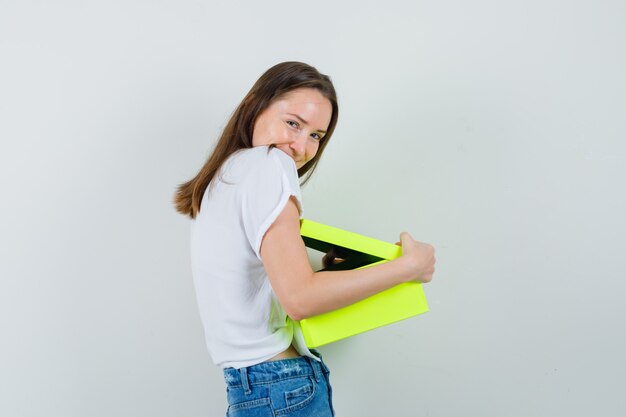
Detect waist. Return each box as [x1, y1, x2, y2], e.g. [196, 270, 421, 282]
[223, 354, 326, 388]
[265, 344, 300, 361]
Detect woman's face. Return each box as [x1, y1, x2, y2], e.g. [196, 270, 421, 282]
[252, 88, 332, 169]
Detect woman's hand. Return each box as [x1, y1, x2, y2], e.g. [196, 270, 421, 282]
[322, 247, 346, 269]
[397, 232, 435, 283]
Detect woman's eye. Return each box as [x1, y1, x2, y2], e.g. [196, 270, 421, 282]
[287, 120, 299, 128]
[311, 133, 321, 141]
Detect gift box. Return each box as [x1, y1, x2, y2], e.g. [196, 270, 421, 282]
[298, 219, 429, 348]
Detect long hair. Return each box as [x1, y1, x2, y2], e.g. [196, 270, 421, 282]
[174, 62, 339, 219]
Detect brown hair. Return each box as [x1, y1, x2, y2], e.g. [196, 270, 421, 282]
[174, 62, 339, 218]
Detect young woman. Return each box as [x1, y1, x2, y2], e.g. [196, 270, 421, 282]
[175, 62, 435, 417]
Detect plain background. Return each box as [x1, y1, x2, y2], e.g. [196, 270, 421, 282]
[1, 1, 625, 416]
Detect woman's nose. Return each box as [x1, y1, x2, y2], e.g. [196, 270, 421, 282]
[290, 134, 306, 155]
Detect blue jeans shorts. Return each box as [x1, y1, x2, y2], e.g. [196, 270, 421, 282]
[223, 351, 334, 416]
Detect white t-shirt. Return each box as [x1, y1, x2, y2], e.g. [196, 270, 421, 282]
[190, 146, 318, 369]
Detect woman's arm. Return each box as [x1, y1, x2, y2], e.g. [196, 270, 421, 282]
[260, 197, 435, 321]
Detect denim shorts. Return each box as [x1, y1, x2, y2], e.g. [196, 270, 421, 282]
[223, 351, 334, 416]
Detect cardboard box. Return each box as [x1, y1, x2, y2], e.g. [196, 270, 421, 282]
[299, 219, 429, 348]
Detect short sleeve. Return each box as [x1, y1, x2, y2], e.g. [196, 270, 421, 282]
[241, 148, 303, 260]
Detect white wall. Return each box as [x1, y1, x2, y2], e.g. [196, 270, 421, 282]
[1, 1, 625, 416]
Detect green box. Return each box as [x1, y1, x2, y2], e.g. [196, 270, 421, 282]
[299, 219, 429, 348]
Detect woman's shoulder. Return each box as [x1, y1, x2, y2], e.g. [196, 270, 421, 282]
[219, 146, 296, 184]
[229, 146, 296, 173]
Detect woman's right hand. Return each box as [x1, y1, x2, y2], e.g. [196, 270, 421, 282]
[397, 232, 436, 283]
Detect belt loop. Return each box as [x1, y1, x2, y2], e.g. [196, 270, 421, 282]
[305, 356, 321, 383]
[239, 367, 251, 395]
